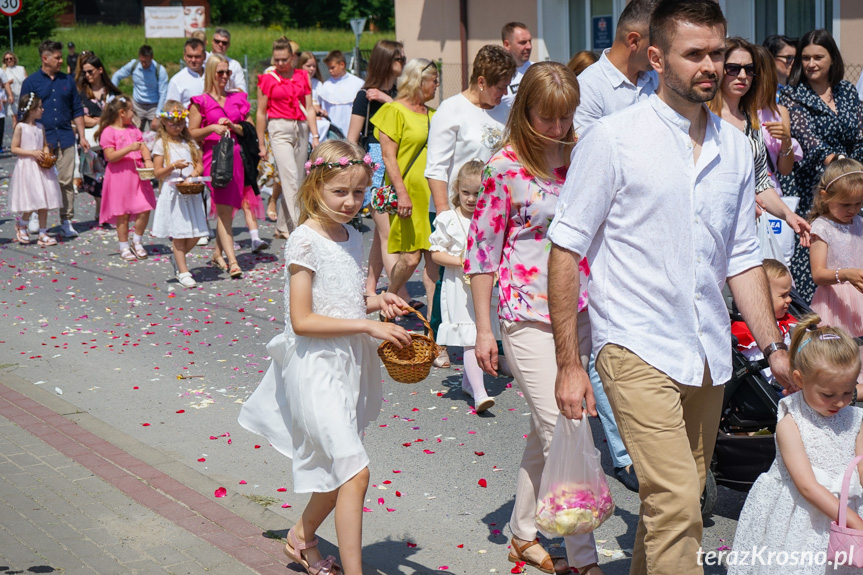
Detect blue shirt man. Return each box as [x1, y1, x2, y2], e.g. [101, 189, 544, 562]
[21, 40, 88, 236]
[112, 45, 168, 131]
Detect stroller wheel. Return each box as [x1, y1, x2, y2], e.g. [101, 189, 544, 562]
[701, 468, 718, 519]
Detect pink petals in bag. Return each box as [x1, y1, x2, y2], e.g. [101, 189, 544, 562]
[828, 454, 863, 568]
[535, 413, 614, 537]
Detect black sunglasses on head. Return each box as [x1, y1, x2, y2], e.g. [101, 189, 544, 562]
[724, 63, 755, 78]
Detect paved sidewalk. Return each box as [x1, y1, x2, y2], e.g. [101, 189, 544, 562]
[0, 372, 319, 575]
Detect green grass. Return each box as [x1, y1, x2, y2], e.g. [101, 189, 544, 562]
[14, 24, 394, 96]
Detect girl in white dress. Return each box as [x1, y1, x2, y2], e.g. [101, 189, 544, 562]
[729, 314, 863, 575]
[238, 140, 411, 575]
[151, 101, 206, 288]
[9, 92, 61, 246]
[429, 159, 500, 411]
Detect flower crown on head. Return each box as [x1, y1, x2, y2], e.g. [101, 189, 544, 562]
[20, 92, 36, 117]
[304, 154, 378, 175]
[159, 108, 189, 121]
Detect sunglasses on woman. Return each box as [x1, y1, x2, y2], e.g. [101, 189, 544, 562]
[215, 70, 233, 77]
[724, 63, 755, 78]
[393, 56, 406, 64]
[774, 55, 795, 66]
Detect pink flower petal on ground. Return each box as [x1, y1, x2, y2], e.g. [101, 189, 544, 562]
[387, 508, 395, 512]
[383, 480, 392, 485]
[363, 507, 373, 512]
[214, 487, 227, 498]
[406, 542, 417, 548]
[438, 567, 449, 571]
[393, 470, 402, 473]
[141, 423, 150, 426]
[176, 410, 185, 413]
[282, 503, 292, 508]
[396, 491, 402, 497]
[378, 497, 385, 505]
[197, 458, 206, 462]
[239, 480, 247, 484]
[423, 449, 435, 454]
[478, 478, 488, 488]
[277, 487, 287, 492]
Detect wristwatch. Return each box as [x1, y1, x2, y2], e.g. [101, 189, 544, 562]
[763, 341, 789, 360]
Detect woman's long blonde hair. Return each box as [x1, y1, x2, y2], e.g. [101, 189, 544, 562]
[203, 53, 229, 95]
[155, 99, 202, 168]
[504, 61, 579, 182]
[807, 157, 863, 223]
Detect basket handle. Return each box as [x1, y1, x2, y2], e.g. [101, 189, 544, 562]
[382, 305, 435, 342]
[838, 454, 863, 528]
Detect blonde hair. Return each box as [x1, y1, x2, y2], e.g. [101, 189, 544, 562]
[203, 53, 229, 95]
[450, 159, 484, 208]
[807, 157, 863, 223]
[763, 258, 790, 281]
[397, 58, 437, 103]
[298, 140, 374, 225]
[156, 100, 202, 167]
[505, 61, 579, 182]
[789, 314, 861, 378]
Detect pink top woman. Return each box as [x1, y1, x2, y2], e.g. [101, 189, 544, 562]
[189, 92, 250, 209]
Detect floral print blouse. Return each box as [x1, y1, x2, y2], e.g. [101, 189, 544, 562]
[464, 145, 589, 324]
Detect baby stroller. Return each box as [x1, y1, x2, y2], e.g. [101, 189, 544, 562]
[701, 288, 813, 518]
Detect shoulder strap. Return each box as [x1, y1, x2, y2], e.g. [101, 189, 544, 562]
[361, 90, 371, 139]
[399, 111, 431, 180]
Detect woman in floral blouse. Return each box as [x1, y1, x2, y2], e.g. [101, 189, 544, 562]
[465, 62, 600, 575]
[779, 29, 863, 301]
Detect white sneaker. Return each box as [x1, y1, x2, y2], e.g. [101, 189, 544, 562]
[60, 220, 79, 238]
[196, 236, 209, 246]
[176, 272, 197, 288]
[474, 395, 495, 413]
[27, 213, 39, 234]
[251, 238, 269, 253]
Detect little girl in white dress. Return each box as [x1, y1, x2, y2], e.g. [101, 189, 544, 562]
[729, 314, 863, 575]
[430, 160, 500, 412]
[238, 141, 411, 575]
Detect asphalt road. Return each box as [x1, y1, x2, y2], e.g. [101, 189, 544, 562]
[0, 149, 744, 574]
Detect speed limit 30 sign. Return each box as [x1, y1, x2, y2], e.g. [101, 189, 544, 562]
[0, 0, 21, 17]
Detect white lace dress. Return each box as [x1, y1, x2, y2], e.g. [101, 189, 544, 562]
[238, 225, 382, 493]
[728, 392, 863, 575]
[429, 209, 500, 346]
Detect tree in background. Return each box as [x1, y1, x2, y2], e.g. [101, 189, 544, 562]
[0, 0, 65, 47]
[209, 0, 291, 28]
[339, 0, 395, 30]
[210, 0, 394, 30]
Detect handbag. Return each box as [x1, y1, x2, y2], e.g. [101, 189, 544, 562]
[211, 134, 234, 188]
[370, 112, 430, 215]
[534, 413, 614, 537]
[828, 454, 863, 568]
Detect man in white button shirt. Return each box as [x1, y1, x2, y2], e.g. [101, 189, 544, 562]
[210, 27, 247, 93]
[573, 0, 658, 133]
[547, 2, 792, 573]
[166, 38, 205, 109]
[500, 22, 532, 108]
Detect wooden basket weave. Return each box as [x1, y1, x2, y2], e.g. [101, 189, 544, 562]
[176, 182, 205, 195]
[378, 306, 441, 384]
[38, 148, 56, 169]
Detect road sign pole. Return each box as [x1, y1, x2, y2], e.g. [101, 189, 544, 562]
[8, 17, 11, 52]
[349, 17, 366, 76]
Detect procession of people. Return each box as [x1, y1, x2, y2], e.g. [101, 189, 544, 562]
[6, 0, 863, 573]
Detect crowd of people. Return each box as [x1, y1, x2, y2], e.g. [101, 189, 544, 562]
[7, 0, 863, 573]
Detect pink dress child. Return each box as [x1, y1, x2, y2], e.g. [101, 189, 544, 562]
[189, 92, 250, 211]
[8, 123, 62, 213]
[810, 216, 863, 370]
[99, 125, 156, 225]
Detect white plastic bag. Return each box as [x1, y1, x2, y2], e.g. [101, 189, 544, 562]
[535, 413, 614, 537]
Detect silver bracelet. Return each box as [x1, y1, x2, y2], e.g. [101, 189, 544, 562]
[836, 268, 846, 284]
[779, 146, 793, 157]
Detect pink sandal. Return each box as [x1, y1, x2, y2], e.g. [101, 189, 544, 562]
[15, 227, 29, 244]
[284, 526, 342, 574]
[37, 234, 57, 247]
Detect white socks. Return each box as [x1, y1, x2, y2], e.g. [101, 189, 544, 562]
[132, 233, 143, 245]
[462, 347, 489, 401]
[250, 229, 260, 242]
[119, 241, 129, 251]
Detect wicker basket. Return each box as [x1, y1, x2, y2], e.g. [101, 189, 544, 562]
[136, 166, 156, 180]
[377, 306, 441, 384]
[38, 148, 56, 169]
[176, 182, 205, 195]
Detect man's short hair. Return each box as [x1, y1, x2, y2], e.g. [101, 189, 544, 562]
[214, 27, 231, 41]
[324, 50, 346, 65]
[617, 0, 657, 33]
[38, 40, 62, 57]
[184, 38, 205, 53]
[501, 22, 529, 43]
[139, 45, 154, 58]
[649, 0, 726, 53]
